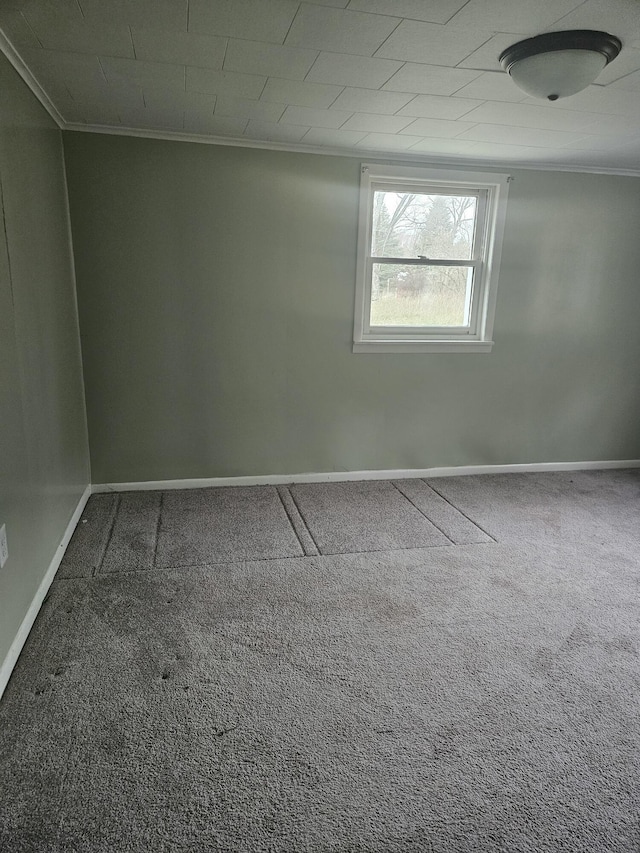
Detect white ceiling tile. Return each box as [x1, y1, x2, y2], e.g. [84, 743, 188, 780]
[131, 29, 226, 70]
[452, 71, 527, 102]
[397, 93, 481, 119]
[66, 79, 145, 110]
[341, 112, 413, 132]
[188, 0, 297, 44]
[186, 67, 266, 99]
[302, 127, 367, 146]
[6, 0, 82, 16]
[609, 69, 640, 92]
[260, 78, 343, 108]
[58, 103, 94, 124]
[0, 11, 41, 48]
[528, 85, 640, 117]
[458, 123, 589, 148]
[101, 56, 185, 91]
[26, 18, 134, 58]
[577, 112, 640, 135]
[565, 133, 640, 151]
[285, 4, 399, 56]
[595, 48, 640, 85]
[357, 132, 425, 150]
[215, 97, 285, 122]
[305, 52, 402, 88]
[457, 33, 522, 71]
[375, 21, 492, 66]
[184, 104, 215, 123]
[347, 0, 469, 25]
[64, 109, 111, 128]
[305, 0, 349, 6]
[79, 0, 188, 31]
[36, 85, 84, 120]
[184, 111, 247, 136]
[224, 39, 318, 80]
[448, 0, 584, 34]
[65, 108, 109, 125]
[552, 0, 640, 42]
[460, 101, 598, 133]
[80, 104, 122, 125]
[382, 63, 480, 96]
[41, 83, 80, 111]
[398, 117, 475, 137]
[280, 105, 352, 127]
[407, 136, 489, 155]
[119, 104, 185, 130]
[456, 141, 568, 161]
[244, 120, 310, 142]
[329, 86, 414, 113]
[143, 89, 217, 112]
[19, 47, 106, 86]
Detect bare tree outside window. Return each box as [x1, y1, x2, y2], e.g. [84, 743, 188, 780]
[370, 190, 477, 327]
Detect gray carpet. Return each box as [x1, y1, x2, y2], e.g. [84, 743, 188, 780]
[156, 486, 305, 567]
[102, 491, 161, 573]
[57, 492, 118, 579]
[287, 480, 467, 554]
[2, 471, 640, 851]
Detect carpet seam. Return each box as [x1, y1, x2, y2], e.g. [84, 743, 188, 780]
[275, 486, 312, 557]
[94, 494, 121, 577]
[55, 536, 497, 580]
[311, 541, 470, 557]
[152, 492, 164, 571]
[423, 479, 498, 543]
[391, 481, 455, 546]
[58, 554, 321, 578]
[285, 487, 323, 555]
[118, 539, 478, 575]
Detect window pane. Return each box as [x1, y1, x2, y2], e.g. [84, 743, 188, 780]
[371, 190, 477, 260]
[370, 264, 473, 328]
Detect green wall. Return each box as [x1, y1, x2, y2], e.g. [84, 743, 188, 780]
[0, 56, 89, 672]
[63, 132, 640, 484]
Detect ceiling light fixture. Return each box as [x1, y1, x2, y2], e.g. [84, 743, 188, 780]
[499, 30, 621, 101]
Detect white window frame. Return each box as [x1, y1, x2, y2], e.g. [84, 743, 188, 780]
[353, 163, 510, 353]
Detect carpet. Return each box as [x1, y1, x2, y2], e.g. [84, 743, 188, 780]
[1, 470, 640, 852]
[57, 492, 118, 579]
[156, 486, 304, 567]
[288, 480, 456, 554]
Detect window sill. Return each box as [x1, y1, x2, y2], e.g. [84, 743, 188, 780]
[353, 340, 494, 353]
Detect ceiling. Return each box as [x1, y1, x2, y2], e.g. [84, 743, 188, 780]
[2, 0, 640, 173]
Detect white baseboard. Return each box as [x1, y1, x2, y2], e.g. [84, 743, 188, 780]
[0, 484, 91, 701]
[92, 459, 640, 493]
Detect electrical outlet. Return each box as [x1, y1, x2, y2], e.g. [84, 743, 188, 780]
[0, 524, 8, 569]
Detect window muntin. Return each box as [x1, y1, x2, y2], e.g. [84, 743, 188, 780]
[354, 164, 510, 353]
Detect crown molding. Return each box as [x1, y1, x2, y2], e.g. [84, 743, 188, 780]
[63, 121, 640, 178]
[0, 26, 65, 128]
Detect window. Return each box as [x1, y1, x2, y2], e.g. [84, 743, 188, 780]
[353, 163, 510, 353]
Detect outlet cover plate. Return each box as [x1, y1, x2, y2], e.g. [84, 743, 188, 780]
[0, 524, 8, 569]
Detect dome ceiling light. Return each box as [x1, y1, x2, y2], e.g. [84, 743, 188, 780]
[499, 30, 622, 101]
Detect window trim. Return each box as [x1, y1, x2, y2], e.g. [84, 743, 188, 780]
[353, 163, 510, 354]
